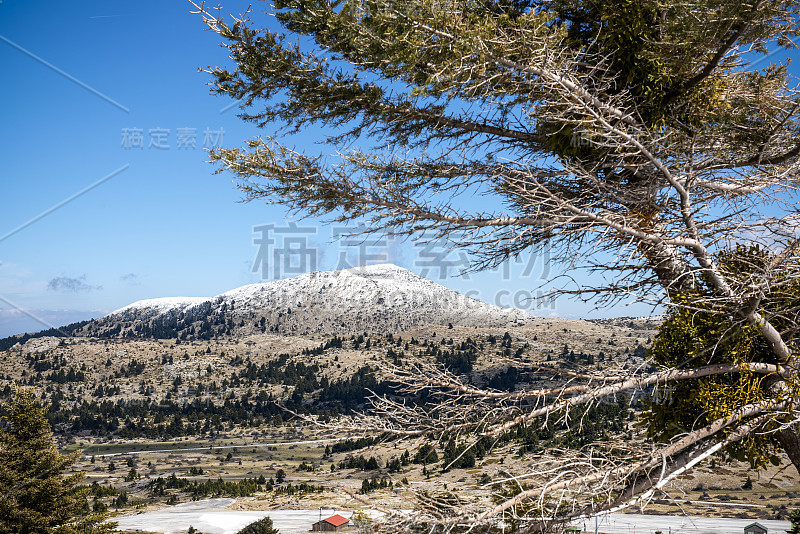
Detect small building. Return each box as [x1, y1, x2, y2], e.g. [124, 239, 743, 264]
[743, 522, 767, 534]
[311, 514, 350, 532]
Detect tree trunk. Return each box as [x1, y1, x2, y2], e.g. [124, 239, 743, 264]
[761, 375, 800, 474]
[638, 240, 695, 297]
[775, 425, 800, 475]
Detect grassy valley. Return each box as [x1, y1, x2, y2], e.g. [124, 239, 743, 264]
[2, 317, 797, 528]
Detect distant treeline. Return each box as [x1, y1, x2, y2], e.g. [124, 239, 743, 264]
[148, 474, 262, 498]
[147, 474, 323, 498]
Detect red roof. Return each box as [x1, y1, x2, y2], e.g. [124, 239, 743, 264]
[323, 514, 350, 527]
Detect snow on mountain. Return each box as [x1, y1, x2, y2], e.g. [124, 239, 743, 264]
[111, 297, 209, 317]
[99, 264, 531, 337]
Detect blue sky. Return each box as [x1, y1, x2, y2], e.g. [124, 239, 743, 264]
[1, 1, 797, 337]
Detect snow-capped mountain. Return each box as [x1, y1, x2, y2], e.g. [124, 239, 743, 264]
[90, 264, 531, 338]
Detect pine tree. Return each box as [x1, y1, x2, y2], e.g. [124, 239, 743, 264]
[194, 0, 800, 527]
[237, 516, 278, 534]
[0, 389, 117, 534]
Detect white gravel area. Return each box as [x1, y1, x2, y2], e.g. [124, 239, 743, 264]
[570, 512, 790, 534]
[114, 500, 353, 534]
[114, 499, 791, 534]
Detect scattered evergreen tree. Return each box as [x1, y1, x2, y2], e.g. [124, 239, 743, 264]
[789, 509, 800, 534]
[0, 389, 117, 533]
[237, 516, 279, 534]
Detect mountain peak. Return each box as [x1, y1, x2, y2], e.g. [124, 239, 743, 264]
[94, 264, 530, 339]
